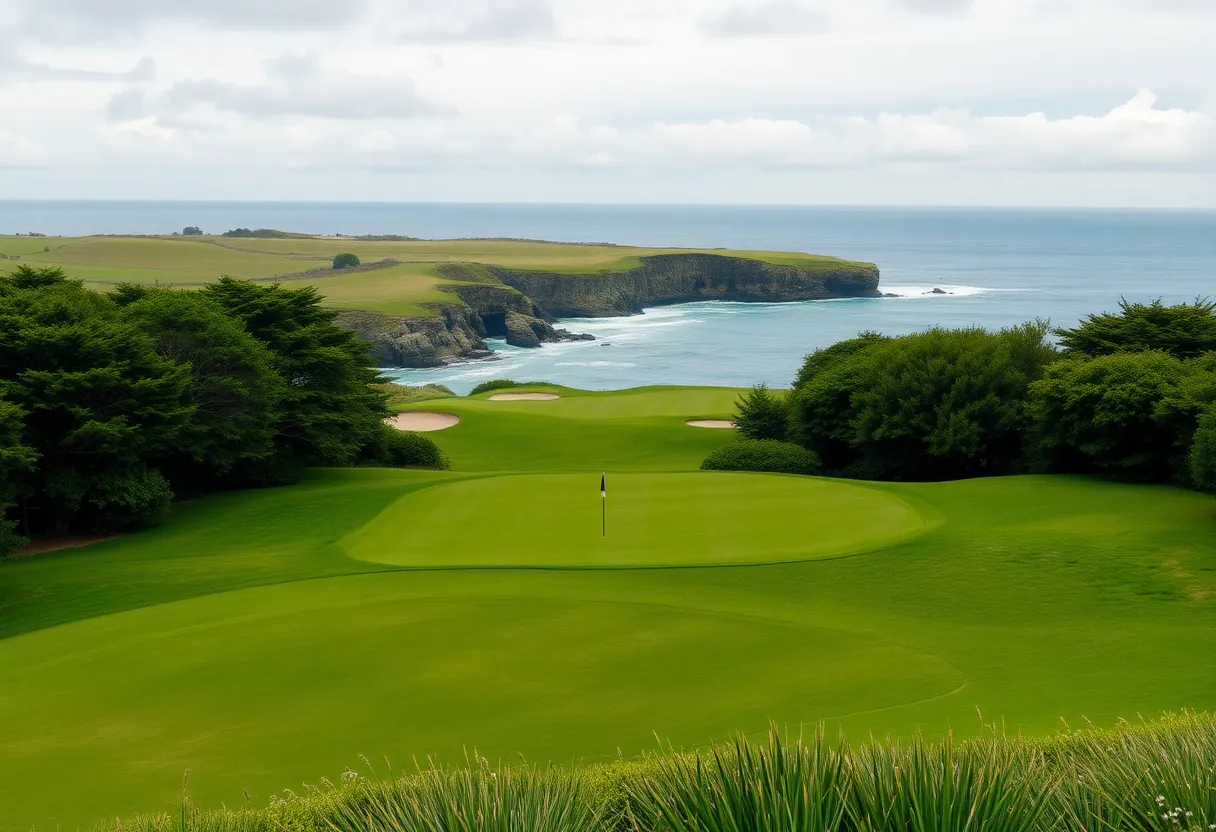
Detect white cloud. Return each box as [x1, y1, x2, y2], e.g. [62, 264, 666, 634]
[0, 0, 1214, 205]
[23, 0, 367, 29]
[162, 55, 446, 120]
[700, 1, 829, 37]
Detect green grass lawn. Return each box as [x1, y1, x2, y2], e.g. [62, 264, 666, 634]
[0, 386, 1214, 829]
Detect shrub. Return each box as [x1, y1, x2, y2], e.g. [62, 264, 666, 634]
[333, 253, 361, 270]
[373, 382, 456, 405]
[469, 379, 551, 396]
[791, 324, 1055, 481]
[733, 384, 789, 441]
[701, 439, 821, 475]
[359, 424, 449, 470]
[1057, 298, 1216, 360]
[1191, 408, 1216, 492]
[1027, 351, 1194, 482]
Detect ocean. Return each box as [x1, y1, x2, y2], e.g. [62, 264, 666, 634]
[4, 202, 1213, 393]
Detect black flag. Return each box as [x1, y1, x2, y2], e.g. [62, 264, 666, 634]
[600, 473, 606, 497]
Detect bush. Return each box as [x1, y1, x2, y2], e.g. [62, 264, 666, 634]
[373, 382, 455, 405]
[333, 253, 361, 270]
[359, 424, 449, 470]
[1057, 298, 1216, 360]
[791, 324, 1055, 481]
[468, 379, 551, 396]
[1027, 351, 1193, 482]
[733, 384, 789, 441]
[1191, 408, 1216, 492]
[701, 439, 821, 475]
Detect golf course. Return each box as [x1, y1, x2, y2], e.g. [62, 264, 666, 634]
[1, 384, 1214, 828]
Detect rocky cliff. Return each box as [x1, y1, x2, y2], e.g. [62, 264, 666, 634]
[491, 253, 881, 317]
[336, 252, 880, 368]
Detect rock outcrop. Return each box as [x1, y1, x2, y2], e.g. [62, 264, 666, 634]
[335, 252, 880, 368]
[491, 253, 881, 317]
[334, 307, 493, 368]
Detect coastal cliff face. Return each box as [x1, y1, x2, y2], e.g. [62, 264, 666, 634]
[336, 252, 880, 368]
[492, 253, 881, 317]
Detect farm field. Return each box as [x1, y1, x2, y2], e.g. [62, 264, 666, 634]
[1, 385, 1214, 828]
[0, 234, 871, 317]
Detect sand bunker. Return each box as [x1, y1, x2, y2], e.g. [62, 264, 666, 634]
[388, 412, 461, 432]
[686, 419, 738, 429]
[488, 392, 561, 401]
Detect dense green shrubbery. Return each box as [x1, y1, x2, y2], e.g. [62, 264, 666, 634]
[332, 252, 361, 269]
[772, 300, 1216, 491]
[374, 382, 456, 405]
[1057, 298, 1216, 360]
[733, 384, 789, 441]
[359, 424, 449, 470]
[469, 379, 552, 396]
[789, 324, 1055, 481]
[95, 712, 1216, 832]
[0, 268, 436, 548]
[701, 439, 821, 475]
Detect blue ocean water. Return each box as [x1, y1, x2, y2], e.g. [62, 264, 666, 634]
[3, 202, 1213, 393]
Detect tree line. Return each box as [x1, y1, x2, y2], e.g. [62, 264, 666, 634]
[732, 298, 1216, 491]
[0, 267, 445, 556]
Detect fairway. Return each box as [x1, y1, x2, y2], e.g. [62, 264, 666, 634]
[347, 472, 926, 567]
[0, 386, 1213, 829]
[0, 577, 960, 825]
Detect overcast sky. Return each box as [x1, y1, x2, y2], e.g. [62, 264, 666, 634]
[0, 0, 1213, 206]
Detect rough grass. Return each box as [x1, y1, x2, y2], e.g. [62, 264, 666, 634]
[0, 386, 1213, 829]
[89, 713, 1216, 832]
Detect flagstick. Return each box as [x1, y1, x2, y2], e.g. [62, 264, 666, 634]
[601, 471, 606, 539]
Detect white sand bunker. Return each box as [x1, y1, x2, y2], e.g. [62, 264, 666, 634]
[488, 392, 561, 401]
[387, 412, 460, 432]
[686, 419, 738, 429]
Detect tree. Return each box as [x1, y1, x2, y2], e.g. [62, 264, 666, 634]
[0, 269, 191, 534]
[201, 277, 389, 468]
[182, 226, 203, 236]
[0, 397, 37, 556]
[1027, 351, 1190, 482]
[332, 253, 361, 270]
[1190, 408, 1216, 492]
[122, 289, 286, 487]
[793, 331, 889, 389]
[791, 324, 1054, 480]
[1056, 298, 1216, 360]
[733, 384, 789, 441]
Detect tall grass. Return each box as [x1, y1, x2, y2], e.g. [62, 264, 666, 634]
[93, 713, 1216, 832]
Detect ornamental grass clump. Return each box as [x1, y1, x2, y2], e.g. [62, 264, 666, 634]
[324, 754, 603, 832]
[625, 726, 851, 832]
[847, 731, 1054, 832]
[1051, 712, 1216, 832]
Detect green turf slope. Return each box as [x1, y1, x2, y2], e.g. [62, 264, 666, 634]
[347, 472, 926, 568]
[0, 387, 1213, 829]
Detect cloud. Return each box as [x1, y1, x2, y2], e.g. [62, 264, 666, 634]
[700, 1, 828, 37]
[0, 54, 155, 83]
[22, 0, 367, 29]
[0, 127, 44, 167]
[394, 0, 560, 43]
[893, 0, 974, 13]
[638, 90, 1211, 170]
[163, 55, 447, 120]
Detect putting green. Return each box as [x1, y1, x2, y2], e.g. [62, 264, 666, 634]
[0, 574, 960, 825]
[345, 472, 927, 568]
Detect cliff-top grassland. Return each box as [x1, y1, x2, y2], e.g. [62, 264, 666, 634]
[0, 234, 876, 315]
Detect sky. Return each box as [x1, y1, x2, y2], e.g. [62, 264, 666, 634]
[0, 0, 1213, 207]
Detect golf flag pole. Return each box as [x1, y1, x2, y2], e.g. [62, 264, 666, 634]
[600, 472, 606, 538]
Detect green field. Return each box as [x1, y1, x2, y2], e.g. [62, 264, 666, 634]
[0, 235, 871, 318]
[1, 386, 1214, 829]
